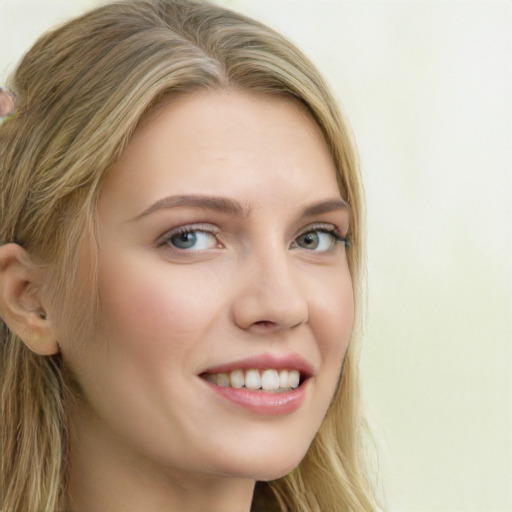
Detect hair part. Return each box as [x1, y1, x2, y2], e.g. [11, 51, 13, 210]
[0, 1, 375, 510]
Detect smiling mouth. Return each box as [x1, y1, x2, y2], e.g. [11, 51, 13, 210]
[200, 369, 305, 393]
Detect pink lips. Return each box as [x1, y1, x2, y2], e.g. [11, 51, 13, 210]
[200, 353, 314, 416]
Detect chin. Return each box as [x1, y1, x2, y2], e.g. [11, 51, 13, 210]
[216, 442, 310, 482]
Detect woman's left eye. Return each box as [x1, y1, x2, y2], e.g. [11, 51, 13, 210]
[293, 228, 345, 252]
[161, 229, 218, 251]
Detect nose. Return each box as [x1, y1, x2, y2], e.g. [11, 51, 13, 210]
[231, 249, 309, 334]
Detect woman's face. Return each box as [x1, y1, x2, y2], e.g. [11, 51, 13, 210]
[60, 90, 354, 482]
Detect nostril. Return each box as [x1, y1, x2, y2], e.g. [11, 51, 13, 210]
[254, 320, 274, 328]
[232, 286, 308, 332]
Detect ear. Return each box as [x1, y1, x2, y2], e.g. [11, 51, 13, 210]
[0, 243, 59, 355]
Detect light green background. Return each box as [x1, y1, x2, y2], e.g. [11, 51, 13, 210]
[1, 1, 510, 510]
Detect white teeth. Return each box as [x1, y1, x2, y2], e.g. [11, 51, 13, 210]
[261, 369, 280, 391]
[205, 368, 303, 391]
[245, 369, 261, 389]
[279, 369, 289, 386]
[229, 369, 244, 388]
[288, 370, 300, 389]
[216, 373, 230, 388]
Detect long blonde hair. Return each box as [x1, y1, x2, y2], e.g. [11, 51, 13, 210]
[0, 1, 376, 510]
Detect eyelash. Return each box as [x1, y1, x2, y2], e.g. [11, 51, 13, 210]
[157, 224, 220, 251]
[293, 224, 350, 252]
[156, 224, 350, 252]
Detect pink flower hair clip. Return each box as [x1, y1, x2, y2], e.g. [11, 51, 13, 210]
[0, 87, 18, 118]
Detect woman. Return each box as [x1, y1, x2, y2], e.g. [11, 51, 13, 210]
[0, 1, 378, 511]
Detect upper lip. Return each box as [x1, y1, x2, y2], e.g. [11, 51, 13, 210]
[200, 352, 315, 378]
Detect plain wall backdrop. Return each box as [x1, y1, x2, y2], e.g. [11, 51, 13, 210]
[1, 1, 510, 511]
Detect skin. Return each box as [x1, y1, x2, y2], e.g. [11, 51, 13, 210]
[1, 90, 354, 512]
[0, 87, 16, 118]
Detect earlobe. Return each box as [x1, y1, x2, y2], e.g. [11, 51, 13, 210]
[0, 243, 59, 355]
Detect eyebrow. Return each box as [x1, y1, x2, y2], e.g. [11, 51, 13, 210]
[131, 194, 248, 221]
[131, 194, 350, 221]
[301, 197, 350, 217]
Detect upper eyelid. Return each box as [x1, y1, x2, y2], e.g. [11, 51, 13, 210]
[292, 225, 343, 243]
[155, 220, 346, 247]
[156, 223, 220, 246]
[294, 222, 344, 237]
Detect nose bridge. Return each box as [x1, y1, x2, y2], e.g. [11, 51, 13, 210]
[232, 238, 309, 331]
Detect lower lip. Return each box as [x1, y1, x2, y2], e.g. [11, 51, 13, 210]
[203, 379, 309, 415]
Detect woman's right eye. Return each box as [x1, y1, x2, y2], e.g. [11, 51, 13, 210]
[160, 228, 219, 251]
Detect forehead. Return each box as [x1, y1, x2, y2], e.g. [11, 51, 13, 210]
[99, 90, 341, 218]
[132, 89, 329, 161]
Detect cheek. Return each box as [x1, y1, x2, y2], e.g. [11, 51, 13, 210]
[314, 268, 354, 354]
[310, 265, 354, 406]
[95, 255, 220, 359]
